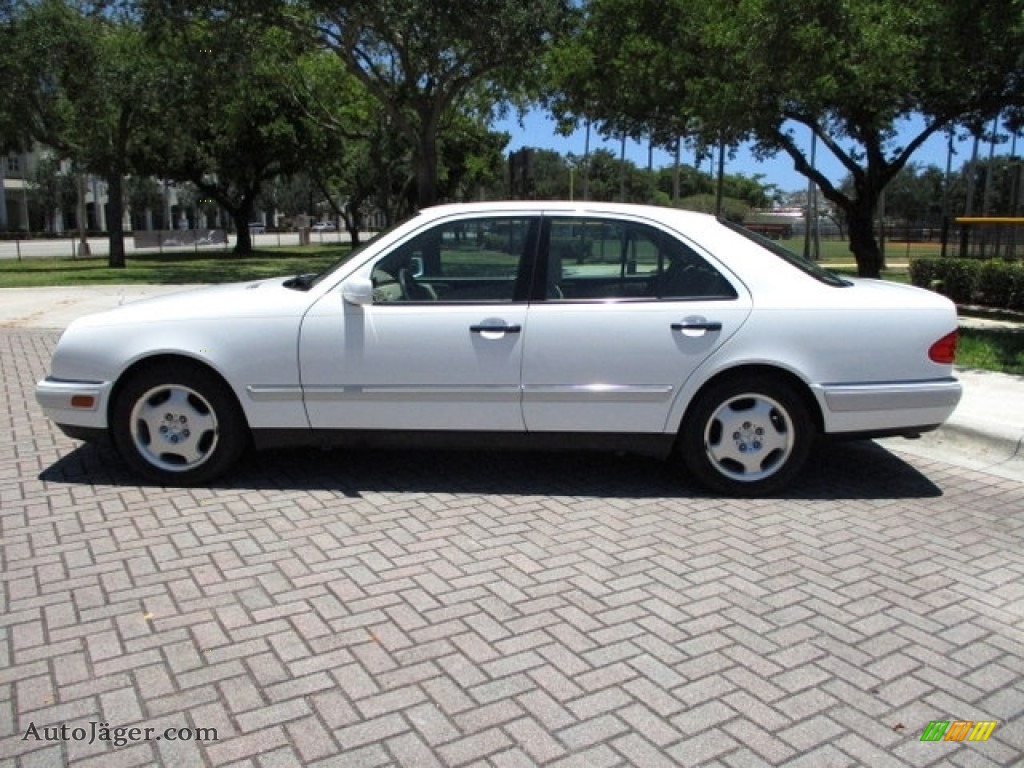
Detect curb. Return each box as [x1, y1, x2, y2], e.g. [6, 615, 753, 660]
[888, 421, 1024, 483]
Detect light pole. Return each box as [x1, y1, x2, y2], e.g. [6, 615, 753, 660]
[76, 172, 90, 258]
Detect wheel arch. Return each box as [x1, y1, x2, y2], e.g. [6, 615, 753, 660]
[108, 353, 251, 435]
[679, 363, 824, 437]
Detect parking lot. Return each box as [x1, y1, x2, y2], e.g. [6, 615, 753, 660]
[3, 327, 1024, 767]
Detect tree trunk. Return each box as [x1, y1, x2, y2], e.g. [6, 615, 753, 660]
[107, 172, 126, 269]
[342, 202, 361, 247]
[416, 123, 439, 210]
[232, 209, 252, 254]
[846, 198, 883, 278]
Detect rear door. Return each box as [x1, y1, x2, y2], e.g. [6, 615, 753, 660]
[521, 214, 752, 434]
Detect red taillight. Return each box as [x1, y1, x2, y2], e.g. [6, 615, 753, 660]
[928, 330, 958, 364]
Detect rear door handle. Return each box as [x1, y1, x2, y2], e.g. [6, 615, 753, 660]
[470, 323, 522, 333]
[671, 320, 722, 332]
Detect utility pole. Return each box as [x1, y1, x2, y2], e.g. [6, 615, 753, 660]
[76, 171, 90, 258]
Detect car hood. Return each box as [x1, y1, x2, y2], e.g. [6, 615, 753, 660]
[67, 278, 311, 329]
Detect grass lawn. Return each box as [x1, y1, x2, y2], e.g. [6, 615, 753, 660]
[956, 327, 1024, 375]
[0, 246, 350, 288]
[776, 237, 944, 264]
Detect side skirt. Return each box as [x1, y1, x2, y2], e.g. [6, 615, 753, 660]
[252, 428, 677, 460]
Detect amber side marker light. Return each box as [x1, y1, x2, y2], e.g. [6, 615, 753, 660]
[928, 330, 958, 364]
[71, 395, 96, 408]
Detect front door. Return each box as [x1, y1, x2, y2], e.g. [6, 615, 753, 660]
[299, 214, 539, 432]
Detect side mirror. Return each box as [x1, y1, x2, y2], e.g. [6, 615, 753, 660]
[342, 276, 374, 305]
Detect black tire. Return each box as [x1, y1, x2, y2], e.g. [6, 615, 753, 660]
[111, 362, 248, 485]
[680, 374, 813, 496]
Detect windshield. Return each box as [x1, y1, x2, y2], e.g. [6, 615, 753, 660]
[303, 218, 412, 289]
[720, 219, 850, 287]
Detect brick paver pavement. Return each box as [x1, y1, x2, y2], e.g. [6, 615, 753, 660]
[2, 328, 1023, 767]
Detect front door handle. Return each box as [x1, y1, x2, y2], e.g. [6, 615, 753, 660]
[671, 320, 722, 332]
[470, 323, 522, 334]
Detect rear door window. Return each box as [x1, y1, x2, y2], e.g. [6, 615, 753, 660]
[542, 217, 737, 301]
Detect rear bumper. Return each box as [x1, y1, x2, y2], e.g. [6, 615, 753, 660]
[817, 377, 962, 435]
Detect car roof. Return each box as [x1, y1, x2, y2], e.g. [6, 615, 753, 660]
[421, 200, 718, 226]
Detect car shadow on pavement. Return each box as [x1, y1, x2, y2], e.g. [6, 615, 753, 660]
[39, 438, 942, 500]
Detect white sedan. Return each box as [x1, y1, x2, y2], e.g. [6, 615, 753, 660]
[36, 202, 961, 495]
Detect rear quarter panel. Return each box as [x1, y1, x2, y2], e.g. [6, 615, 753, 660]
[662, 274, 960, 434]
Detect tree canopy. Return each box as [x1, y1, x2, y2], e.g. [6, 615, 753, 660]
[13, 0, 165, 265]
[134, 9, 328, 253]
[545, 0, 1024, 276]
[301, 0, 573, 209]
[3, 0, 1022, 272]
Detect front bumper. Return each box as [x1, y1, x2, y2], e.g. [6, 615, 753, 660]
[35, 376, 112, 433]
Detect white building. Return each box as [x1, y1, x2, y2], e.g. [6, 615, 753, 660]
[1, 146, 209, 234]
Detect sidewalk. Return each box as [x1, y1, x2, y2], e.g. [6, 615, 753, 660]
[0, 284, 201, 329]
[2, 284, 1021, 479]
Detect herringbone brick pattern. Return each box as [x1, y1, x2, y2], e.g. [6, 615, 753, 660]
[2, 328, 1023, 766]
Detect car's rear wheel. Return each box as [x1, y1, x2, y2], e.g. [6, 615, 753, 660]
[112, 363, 248, 485]
[680, 374, 813, 496]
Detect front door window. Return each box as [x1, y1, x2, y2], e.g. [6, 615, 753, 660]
[372, 216, 537, 304]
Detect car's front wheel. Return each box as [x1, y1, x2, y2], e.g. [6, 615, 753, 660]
[111, 363, 248, 485]
[680, 374, 813, 496]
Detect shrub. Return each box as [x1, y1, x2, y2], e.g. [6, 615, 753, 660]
[908, 258, 938, 290]
[943, 260, 978, 304]
[976, 260, 1014, 307]
[909, 257, 1024, 311]
[1009, 267, 1024, 311]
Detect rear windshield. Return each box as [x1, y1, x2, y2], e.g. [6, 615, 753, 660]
[721, 219, 851, 287]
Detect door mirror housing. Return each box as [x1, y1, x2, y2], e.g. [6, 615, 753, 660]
[342, 276, 374, 305]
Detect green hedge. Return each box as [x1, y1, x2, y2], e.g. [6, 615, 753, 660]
[909, 258, 1024, 311]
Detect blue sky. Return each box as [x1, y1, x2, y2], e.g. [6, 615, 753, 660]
[494, 110, 1016, 195]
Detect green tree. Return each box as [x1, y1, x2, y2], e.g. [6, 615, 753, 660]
[302, 0, 572, 209]
[878, 164, 943, 224]
[125, 175, 165, 230]
[721, 173, 776, 209]
[28, 154, 78, 233]
[1, 0, 36, 155]
[289, 46, 389, 241]
[547, 0, 1024, 277]
[15, 1, 163, 266]
[436, 116, 509, 203]
[257, 174, 312, 223]
[138, 10, 321, 253]
[521, 149, 572, 199]
[653, 163, 714, 203]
